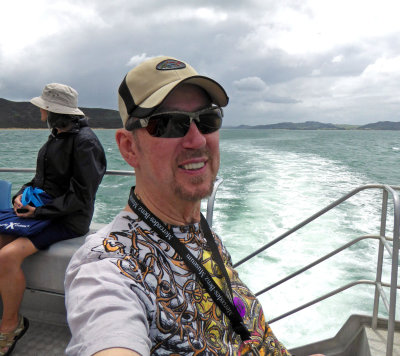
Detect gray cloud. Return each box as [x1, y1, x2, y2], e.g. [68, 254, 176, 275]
[1, 0, 400, 125]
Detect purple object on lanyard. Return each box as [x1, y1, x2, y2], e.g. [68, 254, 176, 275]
[234, 297, 246, 318]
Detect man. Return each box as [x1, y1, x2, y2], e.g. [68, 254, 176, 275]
[65, 57, 322, 356]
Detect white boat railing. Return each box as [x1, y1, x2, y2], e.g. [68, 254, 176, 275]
[0, 167, 222, 227]
[0, 167, 135, 176]
[234, 184, 400, 356]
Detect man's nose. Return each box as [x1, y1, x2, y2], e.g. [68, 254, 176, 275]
[181, 121, 206, 148]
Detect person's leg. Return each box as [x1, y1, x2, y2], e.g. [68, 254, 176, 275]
[0, 235, 15, 249]
[0, 236, 38, 332]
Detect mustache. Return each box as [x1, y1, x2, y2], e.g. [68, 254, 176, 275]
[176, 148, 211, 162]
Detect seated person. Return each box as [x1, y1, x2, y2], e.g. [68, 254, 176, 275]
[0, 83, 106, 356]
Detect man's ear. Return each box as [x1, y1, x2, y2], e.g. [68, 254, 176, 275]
[115, 129, 140, 168]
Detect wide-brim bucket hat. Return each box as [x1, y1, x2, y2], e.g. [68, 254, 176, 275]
[30, 83, 84, 116]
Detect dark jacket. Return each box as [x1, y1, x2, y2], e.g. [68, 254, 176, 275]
[14, 118, 106, 235]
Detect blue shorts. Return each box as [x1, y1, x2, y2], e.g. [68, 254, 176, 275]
[28, 221, 80, 250]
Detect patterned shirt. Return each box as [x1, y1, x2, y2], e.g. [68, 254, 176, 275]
[65, 211, 291, 356]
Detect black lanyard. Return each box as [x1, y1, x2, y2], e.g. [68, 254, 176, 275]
[127, 187, 251, 341]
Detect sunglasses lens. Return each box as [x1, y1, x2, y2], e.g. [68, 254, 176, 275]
[197, 112, 222, 134]
[147, 113, 189, 138]
[145, 108, 222, 138]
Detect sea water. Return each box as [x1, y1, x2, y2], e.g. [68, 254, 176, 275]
[0, 128, 399, 348]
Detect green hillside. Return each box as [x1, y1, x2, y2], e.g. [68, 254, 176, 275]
[0, 98, 121, 129]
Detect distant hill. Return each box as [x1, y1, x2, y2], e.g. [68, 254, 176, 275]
[0, 98, 121, 128]
[234, 120, 400, 130]
[357, 121, 400, 130]
[2, 98, 400, 130]
[236, 121, 342, 130]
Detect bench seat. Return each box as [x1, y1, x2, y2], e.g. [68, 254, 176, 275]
[21, 223, 103, 295]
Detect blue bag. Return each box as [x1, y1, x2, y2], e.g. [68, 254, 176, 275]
[0, 187, 52, 237]
[21, 187, 50, 207]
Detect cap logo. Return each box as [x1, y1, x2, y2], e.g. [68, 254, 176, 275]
[156, 59, 186, 71]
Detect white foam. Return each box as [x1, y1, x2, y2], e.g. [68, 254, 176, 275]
[213, 140, 393, 348]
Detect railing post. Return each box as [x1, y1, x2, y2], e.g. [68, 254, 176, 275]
[372, 189, 387, 329]
[386, 187, 400, 356]
[206, 177, 223, 227]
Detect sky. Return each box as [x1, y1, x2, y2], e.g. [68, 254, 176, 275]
[1, 0, 400, 126]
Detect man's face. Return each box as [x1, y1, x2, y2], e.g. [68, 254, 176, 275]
[134, 84, 220, 203]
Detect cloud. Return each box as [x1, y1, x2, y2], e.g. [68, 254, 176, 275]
[364, 56, 400, 75]
[332, 55, 343, 64]
[1, 0, 400, 125]
[0, 1, 107, 56]
[127, 53, 154, 67]
[152, 6, 228, 24]
[234, 77, 267, 91]
[233, 76, 300, 105]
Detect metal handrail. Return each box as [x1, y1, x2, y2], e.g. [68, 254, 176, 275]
[0, 167, 221, 227]
[0, 167, 135, 176]
[206, 176, 223, 226]
[255, 234, 381, 296]
[235, 184, 399, 356]
[268, 280, 377, 324]
[234, 184, 400, 268]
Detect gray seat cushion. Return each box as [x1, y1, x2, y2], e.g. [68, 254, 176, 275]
[22, 236, 86, 294]
[22, 224, 103, 294]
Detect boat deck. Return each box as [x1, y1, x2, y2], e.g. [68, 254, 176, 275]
[290, 314, 400, 356]
[366, 327, 400, 356]
[12, 319, 70, 356]
[10, 315, 400, 356]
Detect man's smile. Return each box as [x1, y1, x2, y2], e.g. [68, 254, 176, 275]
[180, 161, 206, 170]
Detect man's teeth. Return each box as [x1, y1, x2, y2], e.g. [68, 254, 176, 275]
[182, 162, 205, 170]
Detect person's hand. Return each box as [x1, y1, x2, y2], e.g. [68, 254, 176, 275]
[14, 203, 36, 218]
[13, 194, 23, 212]
[13, 194, 36, 218]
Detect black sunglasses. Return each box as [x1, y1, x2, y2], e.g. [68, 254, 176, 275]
[127, 106, 223, 138]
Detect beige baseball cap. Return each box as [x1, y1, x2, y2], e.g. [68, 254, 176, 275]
[30, 83, 84, 116]
[118, 56, 229, 129]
